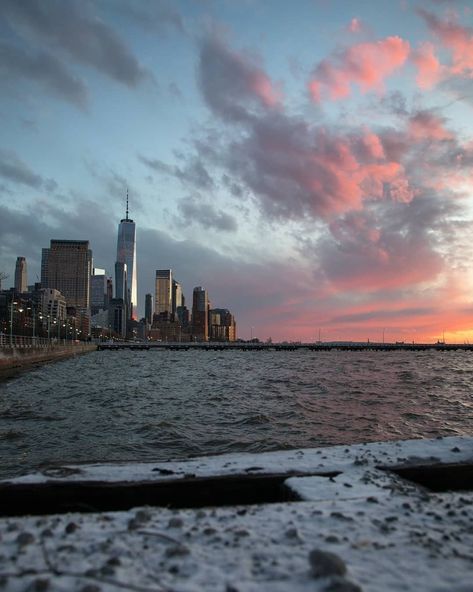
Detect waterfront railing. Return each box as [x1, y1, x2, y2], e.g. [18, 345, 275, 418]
[0, 334, 80, 349]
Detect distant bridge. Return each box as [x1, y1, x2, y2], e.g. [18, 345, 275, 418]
[96, 342, 473, 352]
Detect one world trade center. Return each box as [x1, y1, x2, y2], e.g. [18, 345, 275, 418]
[116, 191, 137, 320]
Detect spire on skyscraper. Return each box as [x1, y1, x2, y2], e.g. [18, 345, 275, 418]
[116, 191, 137, 321]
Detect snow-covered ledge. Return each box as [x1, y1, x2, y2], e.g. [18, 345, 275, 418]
[0, 436, 472, 591]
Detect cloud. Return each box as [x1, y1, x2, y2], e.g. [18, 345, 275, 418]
[0, 195, 117, 282]
[108, 0, 185, 34]
[309, 36, 410, 102]
[407, 110, 454, 141]
[168, 81, 183, 99]
[418, 8, 473, 77]
[331, 306, 435, 324]
[198, 34, 281, 122]
[206, 111, 411, 220]
[315, 193, 462, 292]
[139, 154, 215, 190]
[3, 0, 148, 87]
[189, 30, 473, 317]
[347, 18, 363, 33]
[177, 195, 237, 232]
[0, 42, 88, 108]
[412, 41, 443, 89]
[0, 149, 57, 190]
[372, 90, 409, 116]
[136, 226, 316, 337]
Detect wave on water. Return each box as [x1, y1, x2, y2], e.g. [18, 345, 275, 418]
[0, 349, 472, 479]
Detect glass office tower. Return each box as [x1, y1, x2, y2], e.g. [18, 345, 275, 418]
[116, 192, 137, 320]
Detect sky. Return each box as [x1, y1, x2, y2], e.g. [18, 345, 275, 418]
[2, 0, 473, 342]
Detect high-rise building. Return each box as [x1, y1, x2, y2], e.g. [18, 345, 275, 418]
[40, 288, 67, 321]
[176, 305, 190, 328]
[115, 262, 128, 301]
[192, 286, 209, 341]
[41, 248, 49, 288]
[108, 298, 127, 338]
[116, 191, 137, 320]
[209, 308, 237, 341]
[14, 257, 27, 293]
[90, 268, 109, 315]
[145, 293, 153, 325]
[106, 277, 113, 309]
[155, 269, 172, 318]
[172, 279, 183, 318]
[47, 240, 92, 309]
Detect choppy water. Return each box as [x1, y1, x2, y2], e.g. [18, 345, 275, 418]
[0, 349, 472, 479]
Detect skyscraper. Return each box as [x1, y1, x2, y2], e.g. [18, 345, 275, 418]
[14, 257, 27, 293]
[192, 286, 209, 341]
[41, 248, 49, 288]
[115, 191, 137, 320]
[172, 279, 183, 318]
[115, 262, 128, 302]
[145, 293, 153, 325]
[47, 240, 92, 308]
[209, 308, 236, 341]
[90, 268, 109, 315]
[155, 269, 172, 318]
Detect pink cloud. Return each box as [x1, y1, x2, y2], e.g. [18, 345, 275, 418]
[309, 36, 410, 102]
[412, 42, 443, 89]
[347, 17, 362, 33]
[249, 72, 280, 108]
[319, 205, 445, 292]
[408, 111, 454, 141]
[419, 9, 473, 76]
[227, 119, 412, 220]
[357, 132, 386, 160]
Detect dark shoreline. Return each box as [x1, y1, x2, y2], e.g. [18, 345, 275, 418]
[0, 344, 96, 381]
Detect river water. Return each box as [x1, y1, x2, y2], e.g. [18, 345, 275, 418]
[0, 349, 472, 479]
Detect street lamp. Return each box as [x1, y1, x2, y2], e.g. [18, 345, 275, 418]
[30, 303, 36, 340]
[9, 299, 17, 346]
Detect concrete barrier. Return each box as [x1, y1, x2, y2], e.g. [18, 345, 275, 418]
[0, 343, 96, 378]
[0, 436, 472, 591]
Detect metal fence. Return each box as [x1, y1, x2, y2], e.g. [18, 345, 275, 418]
[0, 334, 79, 349]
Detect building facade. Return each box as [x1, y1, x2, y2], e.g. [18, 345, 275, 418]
[91, 268, 109, 316]
[145, 293, 153, 325]
[40, 288, 67, 321]
[108, 298, 127, 338]
[192, 286, 209, 341]
[172, 279, 183, 319]
[14, 257, 27, 293]
[209, 308, 236, 341]
[46, 240, 92, 309]
[41, 248, 49, 288]
[155, 269, 172, 319]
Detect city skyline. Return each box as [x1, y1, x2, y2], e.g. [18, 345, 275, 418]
[2, 1, 473, 342]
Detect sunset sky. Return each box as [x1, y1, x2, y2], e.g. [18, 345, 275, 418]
[2, 0, 473, 342]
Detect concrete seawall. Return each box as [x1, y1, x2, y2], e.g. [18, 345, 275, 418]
[0, 344, 96, 379]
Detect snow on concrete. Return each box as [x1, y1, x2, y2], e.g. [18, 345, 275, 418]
[0, 436, 472, 591]
[4, 434, 472, 485]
